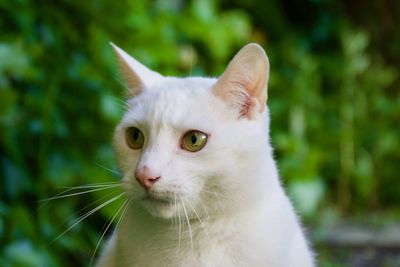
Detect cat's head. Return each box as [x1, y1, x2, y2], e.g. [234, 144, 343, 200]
[112, 43, 270, 219]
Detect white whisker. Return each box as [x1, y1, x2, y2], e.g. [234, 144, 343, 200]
[49, 192, 125, 245]
[116, 197, 131, 230]
[57, 182, 121, 190]
[36, 182, 121, 213]
[186, 200, 209, 238]
[90, 197, 129, 266]
[204, 189, 224, 212]
[93, 162, 122, 176]
[54, 183, 119, 196]
[40, 184, 121, 202]
[174, 193, 182, 256]
[197, 199, 210, 219]
[180, 198, 193, 257]
[64, 190, 123, 225]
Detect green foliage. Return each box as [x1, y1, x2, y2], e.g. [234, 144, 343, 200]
[0, 0, 399, 266]
[0, 0, 251, 266]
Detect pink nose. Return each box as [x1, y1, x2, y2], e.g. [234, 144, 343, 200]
[135, 165, 161, 190]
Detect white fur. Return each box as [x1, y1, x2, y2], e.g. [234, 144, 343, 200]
[96, 44, 315, 267]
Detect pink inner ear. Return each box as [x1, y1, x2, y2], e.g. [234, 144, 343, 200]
[239, 94, 254, 119]
[230, 78, 256, 118]
[234, 73, 266, 118]
[213, 75, 264, 119]
[251, 76, 267, 113]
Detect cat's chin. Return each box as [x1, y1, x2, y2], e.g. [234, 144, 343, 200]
[140, 196, 177, 219]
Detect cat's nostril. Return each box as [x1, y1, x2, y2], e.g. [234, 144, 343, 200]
[148, 176, 161, 182]
[135, 167, 161, 190]
[140, 175, 161, 189]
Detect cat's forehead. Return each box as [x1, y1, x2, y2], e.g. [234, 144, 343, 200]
[121, 77, 219, 129]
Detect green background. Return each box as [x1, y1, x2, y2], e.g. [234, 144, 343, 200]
[1, 0, 399, 266]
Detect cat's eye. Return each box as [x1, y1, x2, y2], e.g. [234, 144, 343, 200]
[126, 127, 145, 149]
[181, 130, 208, 152]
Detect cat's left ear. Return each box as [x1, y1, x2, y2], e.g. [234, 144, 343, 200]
[110, 43, 163, 97]
[213, 43, 269, 119]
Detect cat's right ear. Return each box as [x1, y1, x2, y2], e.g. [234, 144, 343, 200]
[110, 43, 163, 97]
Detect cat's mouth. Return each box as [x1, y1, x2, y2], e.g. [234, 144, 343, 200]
[142, 193, 172, 205]
[140, 192, 180, 218]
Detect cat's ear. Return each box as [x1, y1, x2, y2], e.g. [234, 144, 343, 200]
[110, 43, 163, 97]
[213, 43, 269, 119]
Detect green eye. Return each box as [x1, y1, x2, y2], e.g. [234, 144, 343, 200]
[126, 127, 144, 149]
[181, 130, 208, 152]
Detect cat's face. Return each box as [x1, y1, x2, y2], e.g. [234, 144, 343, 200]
[112, 43, 270, 219]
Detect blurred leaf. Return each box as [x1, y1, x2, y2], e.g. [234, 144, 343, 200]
[0, 42, 31, 78]
[3, 241, 41, 267]
[289, 179, 325, 217]
[2, 158, 30, 200]
[100, 94, 123, 122]
[1, 0, 400, 266]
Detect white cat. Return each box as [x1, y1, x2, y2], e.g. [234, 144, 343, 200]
[95, 43, 315, 267]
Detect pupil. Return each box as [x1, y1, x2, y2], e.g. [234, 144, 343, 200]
[133, 130, 139, 141]
[191, 135, 197, 144]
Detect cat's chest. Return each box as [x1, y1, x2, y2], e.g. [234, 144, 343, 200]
[116, 243, 235, 267]
[115, 214, 263, 267]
